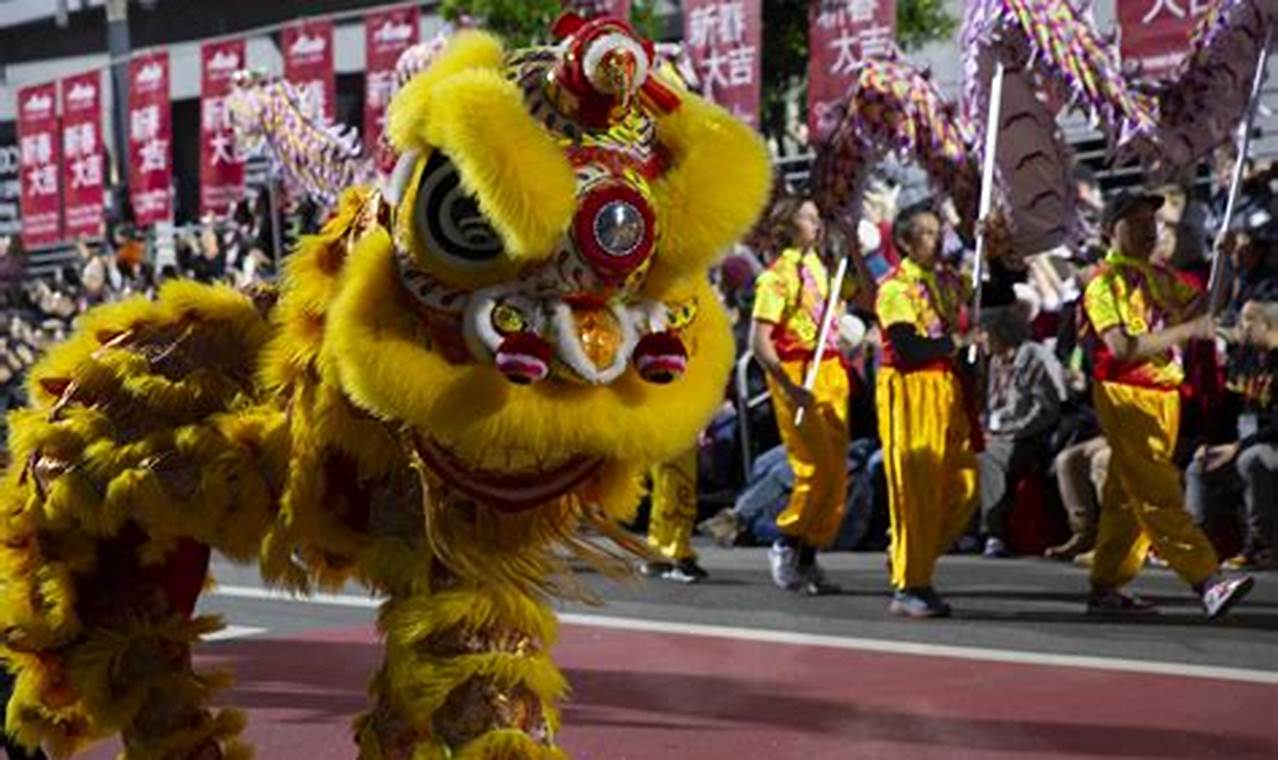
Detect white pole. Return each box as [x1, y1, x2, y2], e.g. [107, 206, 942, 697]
[1208, 25, 1273, 311]
[794, 253, 849, 427]
[969, 60, 1006, 360]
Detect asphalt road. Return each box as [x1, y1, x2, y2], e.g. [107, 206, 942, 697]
[74, 543, 1278, 760]
[203, 544, 1278, 673]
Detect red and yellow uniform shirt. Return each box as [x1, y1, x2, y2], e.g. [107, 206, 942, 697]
[752, 247, 841, 361]
[1084, 251, 1198, 389]
[875, 258, 970, 369]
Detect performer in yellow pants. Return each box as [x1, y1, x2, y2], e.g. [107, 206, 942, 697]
[642, 447, 709, 583]
[751, 197, 849, 595]
[874, 202, 978, 618]
[1082, 190, 1253, 619]
[1091, 382, 1218, 589]
[766, 357, 851, 550]
[877, 366, 978, 593]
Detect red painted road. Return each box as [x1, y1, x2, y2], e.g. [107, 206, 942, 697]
[83, 623, 1278, 759]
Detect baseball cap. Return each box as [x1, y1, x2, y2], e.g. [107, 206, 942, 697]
[1101, 190, 1164, 230]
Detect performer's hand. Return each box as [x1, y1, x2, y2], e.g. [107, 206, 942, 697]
[1198, 442, 1241, 472]
[782, 378, 815, 410]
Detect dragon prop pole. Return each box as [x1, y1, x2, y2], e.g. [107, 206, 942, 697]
[794, 253, 849, 427]
[969, 60, 1006, 360]
[1208, 23, 1274, 313]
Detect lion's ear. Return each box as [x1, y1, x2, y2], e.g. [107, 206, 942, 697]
[646, 91, 772, 293]
[387, 31, 507, 153]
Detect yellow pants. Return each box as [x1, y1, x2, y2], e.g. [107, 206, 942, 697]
[1091, 382, 1218, 589]
[876, 366, 978, 591]
[766, 358, 850, 549]
[647, 448, 699, 561]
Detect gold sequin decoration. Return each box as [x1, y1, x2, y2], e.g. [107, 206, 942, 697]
[665, 297, 699, 330]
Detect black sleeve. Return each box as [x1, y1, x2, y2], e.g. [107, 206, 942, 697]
[886, 324, 955, 368]
[1239, 412, 1278, 449]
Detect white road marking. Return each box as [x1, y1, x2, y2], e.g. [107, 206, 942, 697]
[205, 624, 268, 641]
[209, 585, 1278, 686]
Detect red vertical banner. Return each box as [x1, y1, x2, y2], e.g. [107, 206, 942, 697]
[365, 6, 419, 150]
[1118, 0, 1212, 78]
[683, 0, 763, 129]
[283, 18, 337, 121]
[201, 39, 246, 218]
[808, 0, 896, 144]
[16, 82, 62, 248]
[60, 71, 106, 239]
[128, 51, 173, 227]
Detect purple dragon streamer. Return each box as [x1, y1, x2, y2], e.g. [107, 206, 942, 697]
[227, 71, 377, 209]
[810, 56, 979, 237]
[1143, 0, 1278, 178]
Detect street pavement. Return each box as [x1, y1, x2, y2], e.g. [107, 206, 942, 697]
[81, 544, 1278, 759]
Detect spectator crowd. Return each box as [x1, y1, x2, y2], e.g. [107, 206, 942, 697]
[2, 159, 1275, 610]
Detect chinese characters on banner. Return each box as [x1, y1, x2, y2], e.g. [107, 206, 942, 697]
[566, 0, 632, 19]
[60, 71, 106, 238]
[283, 18, 337, 122]
[808, 0, 895, 144]
[16, 82, 62, 248]
[1118, 0, 1211, 78]
[683, 0, 763, 128]
[364, 5, 419, 153]
[128, 51, 173, 227]
[201, 40, 246, 219]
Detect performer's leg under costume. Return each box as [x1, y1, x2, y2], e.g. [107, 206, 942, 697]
[877, 367, 979, 590]
[1090, 382, 1219, 590]
[646, 448, 699, 561]
[765, 359, 850, 549]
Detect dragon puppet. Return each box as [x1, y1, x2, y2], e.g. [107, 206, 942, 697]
[0, 13, 770, 760]
[814, 0, 1278, 259]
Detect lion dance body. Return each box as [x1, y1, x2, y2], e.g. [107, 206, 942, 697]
[0, 16, 769, 759]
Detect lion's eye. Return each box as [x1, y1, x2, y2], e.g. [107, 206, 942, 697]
[414, 151, 504, 267]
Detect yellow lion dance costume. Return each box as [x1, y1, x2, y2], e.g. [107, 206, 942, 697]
[0, 15, 769, 760]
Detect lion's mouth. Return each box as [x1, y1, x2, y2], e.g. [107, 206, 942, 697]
[411, 434, 604, 513]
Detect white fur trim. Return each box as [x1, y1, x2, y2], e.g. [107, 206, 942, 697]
[385, 150, 420, 208]
[582, 33, 649, 95]
[462, 284, 512, 361]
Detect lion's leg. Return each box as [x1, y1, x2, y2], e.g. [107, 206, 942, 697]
[72, 535, 249, 760]
[356, 572, 568, 760]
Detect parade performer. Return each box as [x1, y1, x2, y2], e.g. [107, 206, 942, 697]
[640, 448, 708, 583]
[1082, 191, 1253, 619]
[750, 197, 848, 596]
[875, 202, 979, 618]
[0, 13, 769, 759]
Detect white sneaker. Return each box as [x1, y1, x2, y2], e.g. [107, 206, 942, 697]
[769, 540, 803, 590]
[1201, 574, 1255, 620]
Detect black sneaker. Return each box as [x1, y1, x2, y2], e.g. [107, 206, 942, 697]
[663, 558, 709, 584]
[638, 560, 674, 578]
[796, 560, 841, 596]
[1086, 588, 1159, 617]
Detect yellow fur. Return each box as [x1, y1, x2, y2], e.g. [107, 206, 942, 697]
[648, 89, 773, 293]
[388, 31, 507, 154]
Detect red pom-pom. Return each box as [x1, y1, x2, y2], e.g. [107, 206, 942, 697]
[496, 332, 554, 385]
[633, 331, 688, 384]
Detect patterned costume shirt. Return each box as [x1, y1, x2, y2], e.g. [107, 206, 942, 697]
[752, 247, 840, 360]
[1084, 250, 1198, 389]
[875, 258, 970, 368]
